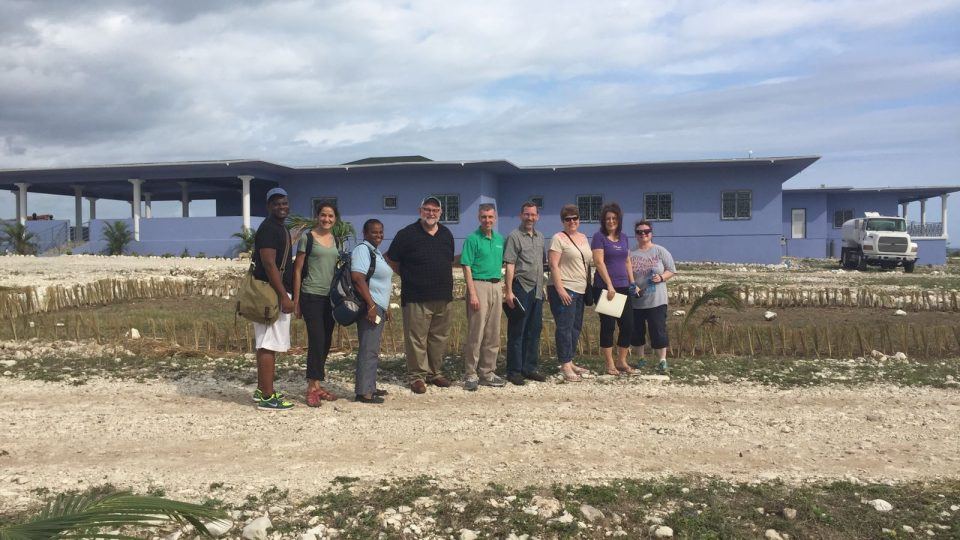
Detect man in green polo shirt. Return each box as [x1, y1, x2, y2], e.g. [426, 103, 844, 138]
[460, 203, 507, 391]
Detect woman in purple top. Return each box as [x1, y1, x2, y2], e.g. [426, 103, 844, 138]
[591, 202, 635, 376]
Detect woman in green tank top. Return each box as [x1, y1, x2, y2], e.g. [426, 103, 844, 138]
[293, 202, 341, 407]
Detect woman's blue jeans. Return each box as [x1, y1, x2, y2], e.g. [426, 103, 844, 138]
[548, 286, 584, 364]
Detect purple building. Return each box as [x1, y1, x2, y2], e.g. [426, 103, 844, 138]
[0, 155, 956, 264]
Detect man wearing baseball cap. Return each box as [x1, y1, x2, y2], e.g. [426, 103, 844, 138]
[250, 187, 295, 410]
[385, 196, 455, 393]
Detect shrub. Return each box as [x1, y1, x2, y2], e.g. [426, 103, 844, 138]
[231, 228, 256, 254]
[0, 222, 38, 255]
[101, 221, 133, 256]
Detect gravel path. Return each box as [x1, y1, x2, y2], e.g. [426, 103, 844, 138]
[2, 376, 958, 511]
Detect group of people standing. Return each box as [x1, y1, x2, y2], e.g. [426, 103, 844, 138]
[248, 188, 676, 411]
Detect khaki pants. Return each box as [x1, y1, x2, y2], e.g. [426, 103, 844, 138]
[463, 280, 502, 381]
[402, 300, 453, 383]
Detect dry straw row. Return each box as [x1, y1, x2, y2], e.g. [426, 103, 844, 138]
[1, 279, 957, 321]
[0, 277, 239, 320]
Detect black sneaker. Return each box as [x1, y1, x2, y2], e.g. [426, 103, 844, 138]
[355, 394, 385, 404]
[522, 371, 546, 382]
[506, 373, 526, 386]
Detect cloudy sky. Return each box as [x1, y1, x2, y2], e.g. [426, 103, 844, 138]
[1, 0, 959, 234]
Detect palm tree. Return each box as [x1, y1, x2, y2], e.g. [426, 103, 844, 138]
[0, 222, 37, 255]
[231, 228, 256, 254]
[678, 283, 744, 357]
[0, 491, 228, 539]
[101, 221, 133, 255]
[286, 214, 356, 251]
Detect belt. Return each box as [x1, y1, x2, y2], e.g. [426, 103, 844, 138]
[476, 278, 501, 283]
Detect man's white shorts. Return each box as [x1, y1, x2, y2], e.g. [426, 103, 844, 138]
[253, 294, 292, 352]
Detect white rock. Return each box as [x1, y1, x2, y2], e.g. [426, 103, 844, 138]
[579, 504, 605, 522]
[530, 496, 562, 518]
[164, 532, 182, 540]
[459, 529, 479, 540]
[553, 511, 574, 524]
[894, 309, 907, 316]
[203, 519, 234, 537]
[241, 516, 272, 540]
[651, 525, 674, 538]
[127, 328, 141, 339]
[764, 529, 784, 540]
[892, 352, 908, 361]
[903, 525, 915, 533]
[864, 499, 893, 512]
[0, 360, 15, 368]
[782, 508, 797, 520]
[764, 311, 777, 321]
[673, 310, 686, 317]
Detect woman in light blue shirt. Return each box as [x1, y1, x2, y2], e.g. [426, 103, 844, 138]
[351, 219, 394, 404]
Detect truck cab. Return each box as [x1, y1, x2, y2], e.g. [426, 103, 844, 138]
[840, 213, 918, 272]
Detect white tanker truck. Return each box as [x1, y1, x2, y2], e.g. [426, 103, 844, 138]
[840, 212, 917, 272]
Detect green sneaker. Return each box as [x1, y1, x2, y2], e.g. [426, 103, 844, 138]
[257, 392, 294, 411]
[656, 360, 669, 374]
[252, 388, 285, 403]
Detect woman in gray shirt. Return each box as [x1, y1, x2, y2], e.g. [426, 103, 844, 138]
[629, 220, 676, 373]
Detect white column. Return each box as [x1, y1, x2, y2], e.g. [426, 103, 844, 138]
[239, 175, 253, 231]
[942, 194, 949, 239]
[72, 185, 83, 242]
[87, 197, 97, 220]
[14, 189, 20, 222]
[901, 202, 907, 220]
[144, 192, 152, 219]
[129, 178, 143, 242]
[179, 181, 190, 217]
[14, 183, 29, 225]
[920, 198, 927, 227]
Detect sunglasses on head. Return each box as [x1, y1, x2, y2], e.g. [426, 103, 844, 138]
[563, 216, 579, 222]
[635, 229, 653, 235]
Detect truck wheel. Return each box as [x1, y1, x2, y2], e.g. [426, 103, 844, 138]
[841, 249, 856, 270]
[855, 250, 866, 271]
[904, 261, 916, 273]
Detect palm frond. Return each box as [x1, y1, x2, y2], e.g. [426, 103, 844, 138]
[0, 492, 228, 540]
[101, 221, 133, 255]
[286, 214, 356, 251]
[678, 283, 744, 357]
[0, 222, 37, 255]
[231, 228, 256, 253]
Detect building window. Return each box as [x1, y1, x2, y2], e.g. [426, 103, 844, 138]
[644, 193, 672, 221]
[431, 194, 460, 223]
[383, 196, 397, 210]
[721, 190, 751, 220]
[312, 197, 337, 216]
[577, 194, 603, 223]
[791, 208, 806, 239]
[529, 196, 544, 209]
[833, 209, 853, 228]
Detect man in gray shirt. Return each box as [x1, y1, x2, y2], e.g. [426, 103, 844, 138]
[502, 201, 546, 385]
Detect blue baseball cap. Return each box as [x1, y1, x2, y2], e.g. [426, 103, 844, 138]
[265, 187, 288, 202]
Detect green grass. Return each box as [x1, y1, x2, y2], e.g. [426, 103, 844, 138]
[12, 477, 951, 539]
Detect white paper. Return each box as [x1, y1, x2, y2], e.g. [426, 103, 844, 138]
[594, 291, 628, 318]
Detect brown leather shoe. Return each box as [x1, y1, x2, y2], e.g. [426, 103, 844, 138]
[410, 380, 427, 394]
[428, 376, 451, 388]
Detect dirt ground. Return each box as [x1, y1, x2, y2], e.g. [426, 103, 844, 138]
[2, 375, 958, 512]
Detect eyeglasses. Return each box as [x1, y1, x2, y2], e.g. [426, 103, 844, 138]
[563, 216, 580, 222]
[635, 229, 653, 235]
[420, 207, 441, 214]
